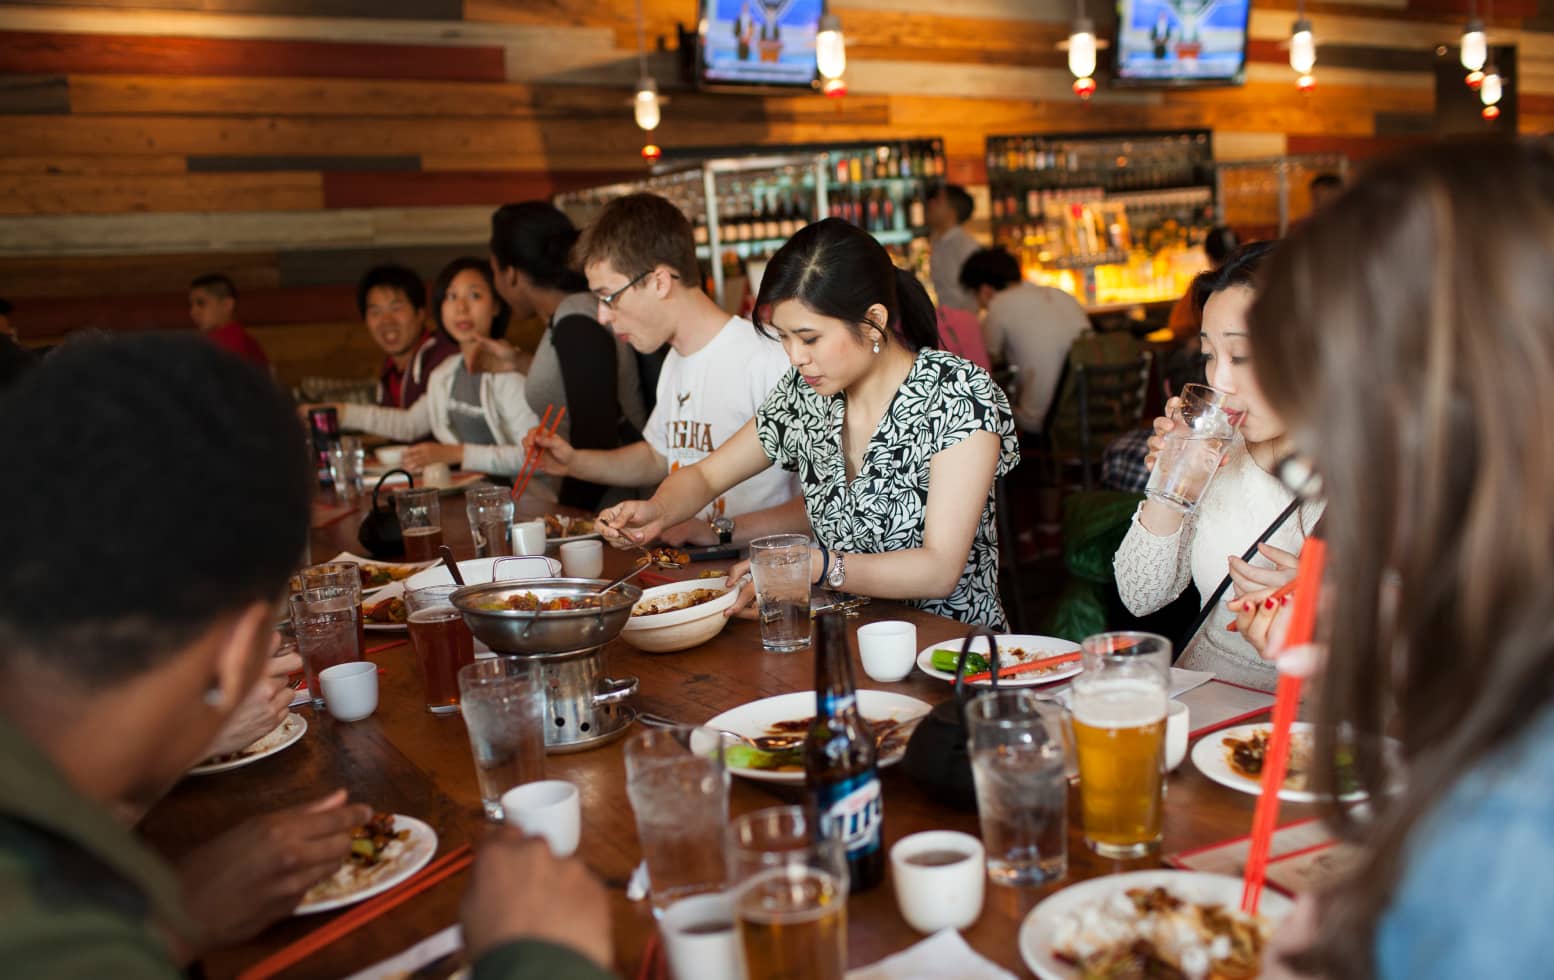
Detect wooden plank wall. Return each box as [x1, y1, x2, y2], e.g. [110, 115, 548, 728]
[0, 0, 1546, 384]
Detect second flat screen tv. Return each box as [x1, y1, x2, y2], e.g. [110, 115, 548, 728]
[699, 0, 824, 88]
[1115, 0, 1251, 85]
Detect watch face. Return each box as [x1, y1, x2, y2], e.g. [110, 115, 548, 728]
[827, 556, 845, 588]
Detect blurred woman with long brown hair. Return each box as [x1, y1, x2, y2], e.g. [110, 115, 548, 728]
[1240, 140, 1554, 977]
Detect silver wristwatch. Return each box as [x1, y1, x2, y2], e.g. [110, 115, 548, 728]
[826, 552, 847, 589]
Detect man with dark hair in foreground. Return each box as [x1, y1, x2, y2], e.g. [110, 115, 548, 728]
[0, 335, 611, 977]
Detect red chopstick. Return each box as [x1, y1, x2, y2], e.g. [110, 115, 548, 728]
[1241, 538, 1326, 915]
[963, 651, 1082, 684]
[511, 405, 563, 503]
[236, 843, 474, 980]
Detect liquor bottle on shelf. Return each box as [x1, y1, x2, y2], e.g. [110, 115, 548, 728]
[908, 188, 926, 230]
[805, 611, 884, 892]
[849, 153, 863, 184]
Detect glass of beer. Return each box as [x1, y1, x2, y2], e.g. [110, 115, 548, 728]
[289, 584, 364, 707]
[1072, 631, 1171, 858]
[735, 864, 848, 980]
[458, 658, 546, 821]
[405, 584, 475, 714]
[396, 487, 443, 562]
[465, 485, 514, 558]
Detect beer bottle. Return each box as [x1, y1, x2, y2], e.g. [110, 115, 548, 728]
[805, 611, 884, 891]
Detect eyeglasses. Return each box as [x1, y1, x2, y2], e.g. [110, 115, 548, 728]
[1275, 451, 1323, 501]
[596, 270, 651, 310]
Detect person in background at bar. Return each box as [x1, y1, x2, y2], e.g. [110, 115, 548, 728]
[1113, 242, 1323, 690]
[188, 274, 269, 371]
[926, 183, 980, 314]
[1164, 225, 1238, 342]
[0, 297, 35, 389]
[959, 246, 1091, 435]
[599, 218, 1021, 629]
[358, 264, 458, 414]
[488, 201, 648, 510]
[1308, 172, 1343, 213]
[522, 193, 802, 546]
[318, 257, 544, 485]
[1233, 142, 1554, 980]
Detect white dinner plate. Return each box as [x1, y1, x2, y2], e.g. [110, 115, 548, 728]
[1017, 869, 1292, 980]
[326, 552, 436, 598]
[188, 713, 307, 776]
[361, 581, 406, 632]
[915, 633, 1083, 688]
[366, 470, 489, 496]
[698, 690, 931, 785]
[1191, 721, 1377, 804]
[295, 815, 438, 915]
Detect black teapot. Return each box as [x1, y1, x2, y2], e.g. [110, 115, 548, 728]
[900, 626, 1004, 812]
[357, 469, 414, 559]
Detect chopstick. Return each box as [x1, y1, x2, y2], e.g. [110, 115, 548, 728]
[511, 405, 564, 503]
[236, 843, 474, 980]
[963, 651, 1082, 684]
[1241, 538, 1327, 915]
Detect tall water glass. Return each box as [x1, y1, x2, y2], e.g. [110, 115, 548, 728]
[289, 584, 364, 707]
[328, 435, 366, 504]
[405, 584, 475, 714]
[1073, 632, 1171, 858]
[624, 726, 729, 917]
[466, 485, 515, 558]
[396, 487, 443, 562]
[458, 658, 546, 820]
[1144, 383, 1244, 512]
[967, 689, 1070, 885]
[290, 560, 364, 655]
[749, 534, 812, 653]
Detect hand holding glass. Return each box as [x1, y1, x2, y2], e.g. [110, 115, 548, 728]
[1145, 384, 1244, 512]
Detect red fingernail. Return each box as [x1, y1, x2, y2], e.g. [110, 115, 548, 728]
[1280, 596, 1290, 606]
[1264, 598, 1277, 609]
[1226, 622, 1238, 632]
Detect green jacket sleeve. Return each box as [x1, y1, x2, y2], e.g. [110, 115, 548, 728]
[471, 939, 616, 980]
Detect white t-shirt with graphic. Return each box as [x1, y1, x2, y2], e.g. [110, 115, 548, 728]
[643, 316, 799, 521]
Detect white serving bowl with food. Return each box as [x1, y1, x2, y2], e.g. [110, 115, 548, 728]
[619, 578, 741, 653]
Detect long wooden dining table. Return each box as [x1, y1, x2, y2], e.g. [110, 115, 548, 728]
[138, 492, 1304, 979]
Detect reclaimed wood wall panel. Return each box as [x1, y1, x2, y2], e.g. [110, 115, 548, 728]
[0, 0, 1544, 379]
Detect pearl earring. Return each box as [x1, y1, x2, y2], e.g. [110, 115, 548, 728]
[203, 684, 224, 707]
[872, 336, 881, 354]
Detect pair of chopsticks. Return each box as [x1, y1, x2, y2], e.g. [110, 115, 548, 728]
[511, 404, 565, 502]
[1241, 538, 1327, 915]
[236, 843, 474, 980]
[963, 651, 1082, 684]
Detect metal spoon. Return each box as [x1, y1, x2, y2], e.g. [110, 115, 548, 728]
[437, 546, 464, 586]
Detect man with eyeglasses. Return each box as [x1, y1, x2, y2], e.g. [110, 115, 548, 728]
[521, 193, 803, 547]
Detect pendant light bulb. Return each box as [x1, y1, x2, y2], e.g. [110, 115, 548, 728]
[1461, 20, 1487, 72]
[1480, 68, 1502, 106]
[816, 14, 847, 80]
[633, 76, 660, 132]
[1289, 18, 1316, 75]
[1068, 18, 1097, 79]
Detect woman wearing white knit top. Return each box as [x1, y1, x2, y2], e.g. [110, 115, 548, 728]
[1113, 243, 1323, 691]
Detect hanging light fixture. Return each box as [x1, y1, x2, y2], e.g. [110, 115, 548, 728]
[816, 13, 847, 82]
[1289, 17, 1315, 75]
[631, 0, 663, 135]
[1461, 18, 1487, 71]
[1481, 63, 1503, 107]
[1466, 69, 1485, 89]
[1068, 17, 1098, 79]
[1072, 75, 1098, 99]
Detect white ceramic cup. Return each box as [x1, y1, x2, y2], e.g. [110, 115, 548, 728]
[560, 539, 604, 579]
[856, 620, 918, 682]
[659, 891, 745, 980]
[500, 779, 581, 857]
[889, 830, 986, 934]
[318, 661, 378, 723]
[511, 519, 547, 557]
[1165, 700, 1190, 771]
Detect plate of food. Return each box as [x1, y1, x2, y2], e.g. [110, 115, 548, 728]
[543, 514, 601, 544]
[188, 713, 307, 776]
[915, 634, 1083, 688]
[326, 552, 436, 596]
[696, 690, 931, 785]
[1191, 722, 1384, 803]
[1017, 869, 1291, 979]
[296, 812, 438, 915]
[362, 582, 407, 631]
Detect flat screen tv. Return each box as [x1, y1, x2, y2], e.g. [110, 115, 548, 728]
[1114, 0, 1251, 85]
[698, 0, 824, 88]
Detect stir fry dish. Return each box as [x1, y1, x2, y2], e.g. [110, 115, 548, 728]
[929, 646, 1069, 676]
[724, 716, 909, 772]
[1051, 886, 1269, 980]
[1223, 729, 1359, 796]
[632, 587, 725, 617]
[635, 547, 691, 569]
[363, 595, 407, 625]
[544, 515, 596, 538]
[301, 812, 412, 906]
[476, 591, 611, 613]
[356, 562, 420, 589]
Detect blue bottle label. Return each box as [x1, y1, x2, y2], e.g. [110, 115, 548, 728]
[815, 769, 883, 858]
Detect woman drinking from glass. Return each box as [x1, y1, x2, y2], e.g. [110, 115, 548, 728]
[597, 218, 1020, 628]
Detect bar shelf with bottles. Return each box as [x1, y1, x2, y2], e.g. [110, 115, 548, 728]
[985, 130, 1216, 309]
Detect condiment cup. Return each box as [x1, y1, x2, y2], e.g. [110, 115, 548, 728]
[856, 620, 917, 682]
[500, 779, 581, 857]
[1166, 700, 1190, 771]
[318, 661, 378, 723]
[560, 539, 604, 579]
[889, 830, 985, 934]
[511, 519, 547, 557]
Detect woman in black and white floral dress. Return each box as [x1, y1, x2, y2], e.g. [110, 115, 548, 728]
[597, 218, 1020, 628]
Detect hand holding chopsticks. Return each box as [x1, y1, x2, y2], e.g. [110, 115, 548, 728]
[512, 405, 566, 503]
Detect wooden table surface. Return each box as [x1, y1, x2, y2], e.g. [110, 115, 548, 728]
[138, 492, 1303, 979]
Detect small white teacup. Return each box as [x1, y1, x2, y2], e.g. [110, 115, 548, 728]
[500, 779, 581, 857]
[889, 830, 986, 934]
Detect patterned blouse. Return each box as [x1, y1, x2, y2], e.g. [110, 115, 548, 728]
[756, 348, 1020, 629]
